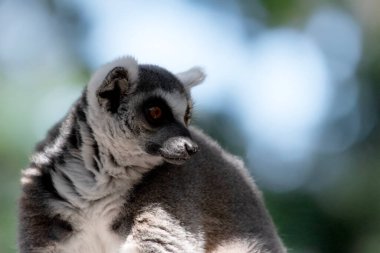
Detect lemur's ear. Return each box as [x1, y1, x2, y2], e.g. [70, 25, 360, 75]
[176, 67, 206, 89]
[97, 67, 129, 113]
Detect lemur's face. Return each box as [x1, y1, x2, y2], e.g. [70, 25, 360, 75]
[90, 61, 205, 166]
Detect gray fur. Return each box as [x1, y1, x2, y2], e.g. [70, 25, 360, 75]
[18, 56, 286, 253]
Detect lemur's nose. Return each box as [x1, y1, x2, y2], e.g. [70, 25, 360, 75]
[159, 137, 199, 165]
[185, 141, 198, 155]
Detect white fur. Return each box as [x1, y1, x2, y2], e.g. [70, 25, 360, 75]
[89, 110, 163, 169]
[160, 91, 188, 124]
[78, 119, 102, 175]
[129, 89, 188, 126]
[176, 67, 206, 89]
[20, 167, 42, 185]
[51, 150, 152, 209]
[119, 243, 139, 253]
[129, 205, 205, 252]
[212, 239, 268, 253]
[51, 157, 141, 252]
[54, 197, 125, 253]
[119, 235, 139, 253]
[87, 56, 139, 116]
[49, 119, 160, 251]
[31, 112, 75, 166]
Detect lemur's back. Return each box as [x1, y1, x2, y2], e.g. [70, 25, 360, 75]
[18, 56, 286, 253]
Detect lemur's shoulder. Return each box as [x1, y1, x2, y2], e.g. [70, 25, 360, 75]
[188, 126, 247, 173]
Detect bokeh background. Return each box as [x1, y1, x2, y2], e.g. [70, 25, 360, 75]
[1, 0, 380, 252]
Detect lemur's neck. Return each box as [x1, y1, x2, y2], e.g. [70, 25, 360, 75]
[30, 96, 151, 208]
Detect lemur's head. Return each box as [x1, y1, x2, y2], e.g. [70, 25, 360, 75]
[86, 56, 205, 168]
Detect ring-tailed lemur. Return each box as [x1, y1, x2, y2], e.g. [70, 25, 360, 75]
[18, 56, 286, 253]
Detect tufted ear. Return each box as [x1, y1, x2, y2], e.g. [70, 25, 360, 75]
[176, 67, 206, 89]
[97, 67, 129, 113]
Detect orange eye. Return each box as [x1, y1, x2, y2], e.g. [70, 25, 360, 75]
[148, 106, 162, 119]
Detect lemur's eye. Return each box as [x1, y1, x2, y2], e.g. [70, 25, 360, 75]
[143, 97, 173, 126]
[148, 106, 162, 120]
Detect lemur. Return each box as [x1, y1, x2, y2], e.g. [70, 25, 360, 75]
[18, 56, 286, 253]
